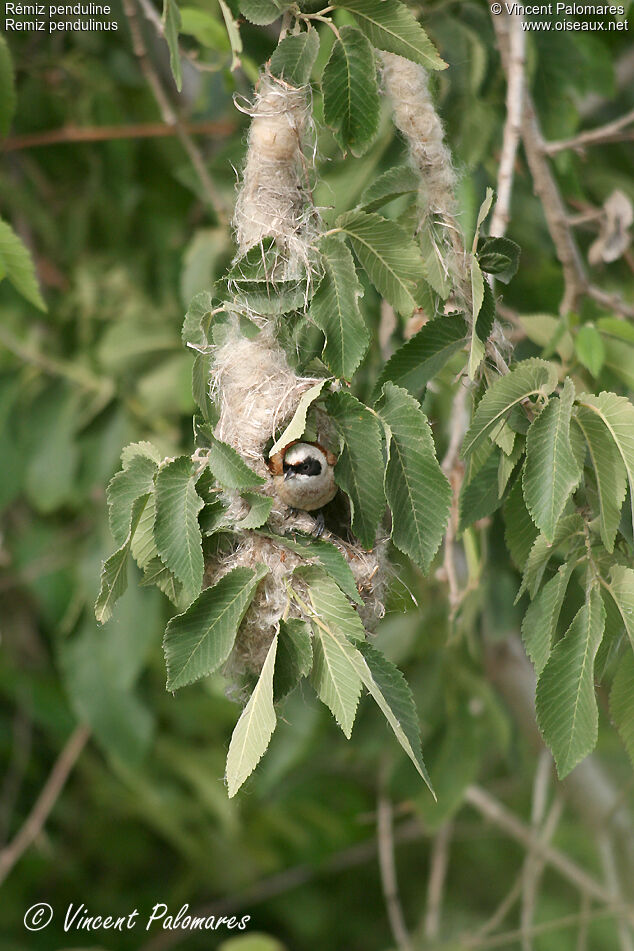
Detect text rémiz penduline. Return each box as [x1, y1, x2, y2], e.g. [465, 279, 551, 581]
[4, 3, 118, 30]
[63, 902, 251, 933]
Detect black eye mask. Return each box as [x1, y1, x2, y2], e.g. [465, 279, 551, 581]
[284, 456, 322, 477]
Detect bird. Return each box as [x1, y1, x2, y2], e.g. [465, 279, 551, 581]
[268, 441, 338, 533]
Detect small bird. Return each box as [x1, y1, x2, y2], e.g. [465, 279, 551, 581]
[268, 441, 338, 531]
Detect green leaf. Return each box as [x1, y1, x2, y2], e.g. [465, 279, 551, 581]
[267, 533, 363, 606]
[140, 556, 184, 606]
[235, 491, 274, 530]
[357, 641, 433, 794]
[419, 223, 452, 299]
[536, 586, 606, 778]
[498, 435, 525, 496]
[603, 565, 634, 651]
[192, 352, 215, 423]
[179, 7, 230, 50]
[154, 457, 204, 605]
[322, 25, 380, 157]
[311, 620, 362, 738]
[239, 0, 288, 25]
[270, 381, 328, 456]
[376, 382, 451, 572]
[517, 513, 584, 601]
[95, 495, 148, 625]
[336, 0, 446, 70]
[0, 218, 46, 310]
[226, 633, 278, 797]
[609, 650, 634, 767]
[218, 0, 242, 70]
[462, 359, 559, 458]
[575, 325, 605, 378]
[308, 236, 368, 379]
[208, 436, 266, 489]
[522, 561, 575, 675]
[574, 404, 627, 553]
[468, 257, 485, 379]
[270, 28, 320, 86]
[162, 0, 182, 91]
[337, 210, 425, 316]
[523, 379, 581, 541]
[373, 314, 467, 398]
[274, 618, 313, 701]
[121, 441, 163, 468]
[326, 390, 385, 548]
[182, 290, 217, 348]
[0, 36, 16, 138]
[358, 165, 420, 213]
[477, 236, 520, 284]
[459, 449, 502, 531]
[576, 392, 634, 531]
[107, 455, 158, 547]
[504, 475, 539, 570]
[471, 187, 494, 252]
[164, 565, 267, 690]
[304, 566, 366, 643]
[228, 242, 309, 315]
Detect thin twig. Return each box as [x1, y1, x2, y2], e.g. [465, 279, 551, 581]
[377, 791, 413, 951]
[122, 0, 228, 223]
[489, 9, 525, 238]
[3, 120, 235, 152]
[0, 725, 90, 887]
[544, 108, 634, 155]
[597, 833, 634, 951]
[464, 785, 634, 918]
[464, 904, 633, 949]
[520, 750, 552, 949]
[440, 384, 469, 616]
[424, 820, 453, 940]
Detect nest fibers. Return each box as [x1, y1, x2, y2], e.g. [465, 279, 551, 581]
[233, 74, 320, 278]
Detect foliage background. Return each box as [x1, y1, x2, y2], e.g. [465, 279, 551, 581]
[1, 2, 633, 950]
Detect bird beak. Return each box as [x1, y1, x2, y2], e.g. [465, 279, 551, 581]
[284, 469, 293, 481]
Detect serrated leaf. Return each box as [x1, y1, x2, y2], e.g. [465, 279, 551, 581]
[498, 436, 525, 497]
[523, 379, 581, 541]
[517, 513, 584, 602]
[337, 210, 424, 316]
[162, 0, 182, 91]
[95, 495, 148, 625]
[107, 455, 158, 546]
[228, 243, 309, 314]
[322, 25, 380, 157]
[419, 223, 452, 299]
[462, 359, 559, 458]
[226, 633, 277, 797]
[308, 236, 368, 379]
[192, 352, 215, 423]
[270, 381, 328, 456]
[164, 565, 267, 690]
[574, 404, 627, 553]
[208, 436, 266, 489]
[131, 492, 159, 569]
[575, 325, 605, 377]
[357, 641, 433, 794]
[140, 556, 184, 606]
[0, 36, 16, 139]
[336, 0, 446, 70]
[267, 532, 363, 606]
[504, 475, 539, 570]
[610, 650, 634, 767]
[239, 0, 288, 25]
[536, 586, 605, 778]
[304, 566, 366, 642]
[603, 565, 634, 651]
[326, 390, 385, 548]
[472, 187, 494, 252]
[121, 441, 163, 468]
[468, 258, 486, 378]
[182, 290, 217, 348]
[576, 392, 634, 531]
[274, 618, 313, 701]
[377, 382, 451, 571]
[311, 621, 362, 738]
[522, 561, 575, 675]
[373, 314, 467, 398]
[358, 164, 419, 213]
[459, 449, 502, 531]
[477, 236, 520, 284]
[270, 27, 319, 85]
[235, 491, 274, 530]
[0, 218, 46, 310]
[155, 457, 204, 605]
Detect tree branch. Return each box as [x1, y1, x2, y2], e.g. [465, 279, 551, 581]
[424, 820, 453, 940]
[0, 724, 90, 888]
[3, 120, 235, 152]
[377, 791, 413, 951]
[490, 10, 526, 239]
[544, 108, 634, 155]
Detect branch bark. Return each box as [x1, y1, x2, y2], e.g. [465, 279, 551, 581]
[3, 120, 235, 152]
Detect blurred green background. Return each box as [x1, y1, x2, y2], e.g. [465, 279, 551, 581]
[1, 3, 633, 949]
